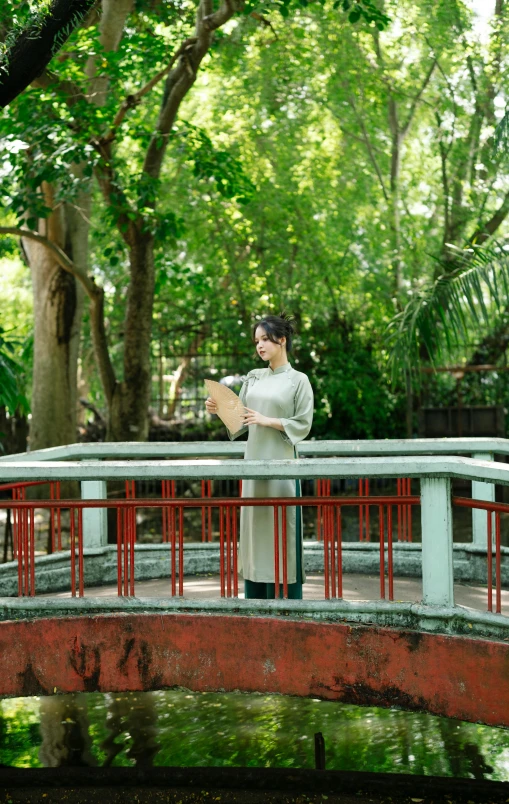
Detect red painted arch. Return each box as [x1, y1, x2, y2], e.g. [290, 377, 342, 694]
[0, 613, 508, 727]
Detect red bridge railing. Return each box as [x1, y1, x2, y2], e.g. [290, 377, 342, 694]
[453, 497, 509, 614]
[315, 478, 413, 542]
[0, 494, 420, 602]
[0, 480, 63, 562]
[2, 481, 507, 616]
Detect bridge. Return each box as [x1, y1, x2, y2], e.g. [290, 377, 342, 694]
[0, 437, 508, 730]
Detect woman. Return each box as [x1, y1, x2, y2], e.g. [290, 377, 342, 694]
[205, 314, 314, 599]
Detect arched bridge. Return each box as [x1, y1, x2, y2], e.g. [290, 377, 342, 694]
[0, 438, 508, 729]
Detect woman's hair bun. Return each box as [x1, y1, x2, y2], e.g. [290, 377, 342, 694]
[252, 312, 296, 353]
[278, 310, 295, 331]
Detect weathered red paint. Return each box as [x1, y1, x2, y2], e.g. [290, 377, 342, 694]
[1, 614, 508, 728]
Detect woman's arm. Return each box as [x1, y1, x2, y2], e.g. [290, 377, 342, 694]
[278, 377, 314, 445]
[243, 408, 285, 431]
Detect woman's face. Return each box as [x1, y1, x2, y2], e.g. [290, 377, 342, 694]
[254, 326, 285, 362]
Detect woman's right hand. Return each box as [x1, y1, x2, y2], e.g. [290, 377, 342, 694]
[205, 396, 218, 415]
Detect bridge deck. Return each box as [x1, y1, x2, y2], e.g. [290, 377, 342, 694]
[39, 572, 507, 610]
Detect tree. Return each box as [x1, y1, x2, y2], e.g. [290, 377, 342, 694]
[1, 0, 390, 444]
[1, 0, 134, 448]
[386, 0, 509, 387]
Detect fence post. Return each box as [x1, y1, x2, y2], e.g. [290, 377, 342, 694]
[420, 476, 454, 607]
[81, 476, 108, 548]
[471, 452, 495, 547]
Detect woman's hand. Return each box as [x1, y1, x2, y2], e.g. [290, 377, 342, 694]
[243, 407, 286, 432]
[243, 407, 270, 427]
[205, 396, 218, 414]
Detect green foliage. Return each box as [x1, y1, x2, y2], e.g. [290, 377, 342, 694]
[494, 108, 509, 155]
[0, 326, 31, 415]
[242, 0, 390, 29]
[0, 107, 96, 226]
[298, 318, 402, 439]
[387, 244, 509, 379]
[0, 697, 41, 767]
[3, 0, 509, 435]
[176, 123, 256, 203]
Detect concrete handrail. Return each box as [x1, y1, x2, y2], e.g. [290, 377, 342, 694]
[1, 436, 508, 462]
[0, 454, 504, 484]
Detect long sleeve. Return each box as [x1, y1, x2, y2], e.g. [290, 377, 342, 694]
[279, 375, 314, 446]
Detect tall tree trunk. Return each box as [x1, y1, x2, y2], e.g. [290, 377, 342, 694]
[108, 232, 155, 440]
[23, 0, 134, 449]
[93, 0, 238, 440]
[23, 184, 84, 450]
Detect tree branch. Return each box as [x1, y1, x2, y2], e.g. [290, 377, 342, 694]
[0, 226, 117, 401]
[203, 0, 233, 31]
[468, 189, 509, 247]
[143, 0, 240, 180]
[90, 139, 136, 245]
[250, 12, 278, 42]
[101, 38, 198, 145]
[0, 226, 96, 294]
[401, 59, 437, 139]
[347, 93, 389, 202]
[435, 111, 450, 246]
[0, 0, 97, 107]
[326, 104, 385, 154]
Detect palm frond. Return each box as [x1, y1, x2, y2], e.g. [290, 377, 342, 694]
[494, 109, 509, 155]
[386, 243, 509, 380]
[0, 327, 30, 415]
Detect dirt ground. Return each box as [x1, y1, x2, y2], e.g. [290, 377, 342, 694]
[1, 768, 509, 804]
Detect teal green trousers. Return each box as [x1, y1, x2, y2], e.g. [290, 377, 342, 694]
[244, 482, 303, 600]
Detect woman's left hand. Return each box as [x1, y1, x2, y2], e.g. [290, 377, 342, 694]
[243, 407, 269, 427]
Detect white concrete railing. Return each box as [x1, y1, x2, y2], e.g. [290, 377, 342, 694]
[0, 452, 508, 609]
[1, 437, 504, 546]
[1, 436, 509, 461]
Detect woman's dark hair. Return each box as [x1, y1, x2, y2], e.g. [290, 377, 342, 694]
[252, 313, 295, 353]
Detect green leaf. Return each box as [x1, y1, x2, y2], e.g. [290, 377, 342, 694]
[386, 244, 509, 381]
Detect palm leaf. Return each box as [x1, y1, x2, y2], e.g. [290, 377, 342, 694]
[494, 109, 509, 155]
[386, 243, 509, 380]
[0, 327, 30, 415]
[0, 353, 21, 413]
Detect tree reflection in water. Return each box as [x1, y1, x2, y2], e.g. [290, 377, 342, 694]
[38, 694, 95, 767]
[101, 692, 159, 767]
[1, 690, 508, 779]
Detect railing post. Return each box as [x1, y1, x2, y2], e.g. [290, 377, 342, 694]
[81, 478, 108, 548]
[472, 452, 495, 546]
[420, 477, 454, 607]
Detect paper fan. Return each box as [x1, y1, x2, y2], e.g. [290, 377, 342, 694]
[205, 379, 246, 433]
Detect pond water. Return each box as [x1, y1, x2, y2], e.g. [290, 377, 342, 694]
[1, 690, 509, 780]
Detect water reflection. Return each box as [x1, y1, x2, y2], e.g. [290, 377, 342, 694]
[39, 694, 95, 767]
[102, 692, 159, 767]
[1, 690, 509, 781]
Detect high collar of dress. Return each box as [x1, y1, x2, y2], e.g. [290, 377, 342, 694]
[268, 362, 291, 375]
